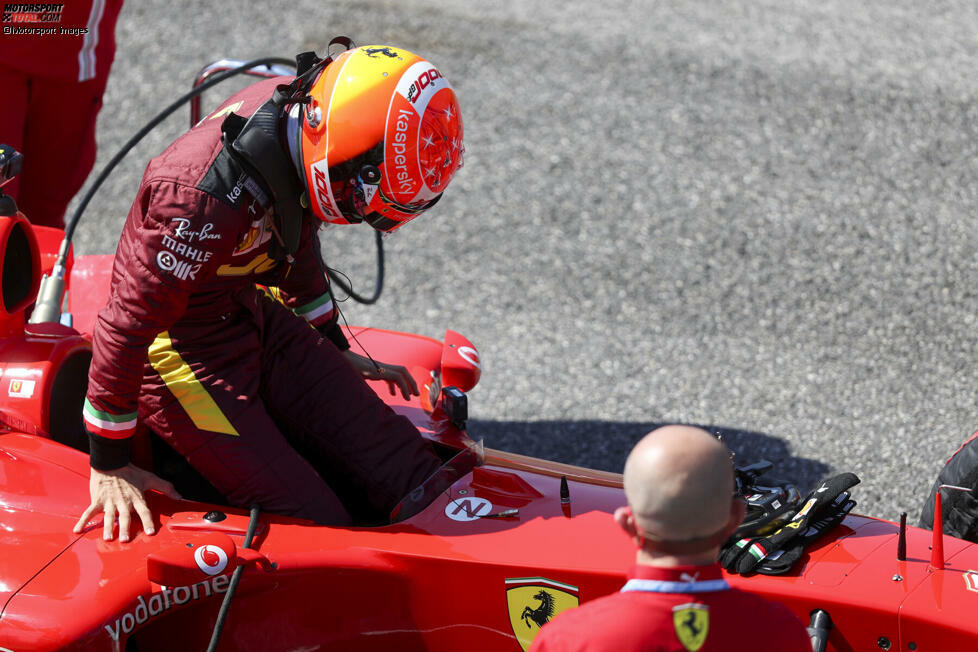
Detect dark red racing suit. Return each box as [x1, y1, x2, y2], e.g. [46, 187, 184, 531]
[83, 77, 441, 524]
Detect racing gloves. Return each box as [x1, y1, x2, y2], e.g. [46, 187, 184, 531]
[721, 472, 860, 575]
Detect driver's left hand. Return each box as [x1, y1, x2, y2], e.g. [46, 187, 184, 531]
[342, 350, 419, 399]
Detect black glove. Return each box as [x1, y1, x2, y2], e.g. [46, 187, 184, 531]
[721, 472, 860, 574]
[755, 494, 856, 575]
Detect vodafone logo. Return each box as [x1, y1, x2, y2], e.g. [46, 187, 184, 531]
[194, 544, 229, 576]
[965, 570, 978, 593]
[458, 346, 481, 369]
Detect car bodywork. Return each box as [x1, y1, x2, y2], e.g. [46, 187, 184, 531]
[1, 214, 977, 651]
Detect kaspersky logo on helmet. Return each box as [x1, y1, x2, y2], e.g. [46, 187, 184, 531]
[385, 61, 462, 204]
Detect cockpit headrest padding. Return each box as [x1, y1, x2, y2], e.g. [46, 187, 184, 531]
[0, 215, 41, 316]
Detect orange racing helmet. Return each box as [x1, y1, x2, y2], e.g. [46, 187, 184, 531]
[297, 45, 464, 232]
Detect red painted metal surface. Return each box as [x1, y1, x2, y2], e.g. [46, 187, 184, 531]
[66, 253, 113, 338]
[4, 217, 978, 650]
[0, 328, 91, 437]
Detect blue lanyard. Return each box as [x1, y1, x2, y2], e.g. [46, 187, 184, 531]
[621, 578, 731, 594]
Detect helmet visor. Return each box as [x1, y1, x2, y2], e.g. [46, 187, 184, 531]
[330, 153, 444, 232]
[360, 190, 442, 232]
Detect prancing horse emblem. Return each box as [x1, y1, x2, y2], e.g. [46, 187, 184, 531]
[505, 578, 580, 652]
[521, 590, 555, 628]
[672, 603, 710, 651]
[364, 47, 399, 59]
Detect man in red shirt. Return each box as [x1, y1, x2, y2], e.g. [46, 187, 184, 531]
[531, 425, 811, 652]
[0, 1, 124, 228]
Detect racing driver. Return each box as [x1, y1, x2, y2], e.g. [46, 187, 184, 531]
[73, 43, 465, 541]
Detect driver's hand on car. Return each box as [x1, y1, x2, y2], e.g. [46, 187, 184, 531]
[343, 350, 419, 399]
[73, 465, 181, 542]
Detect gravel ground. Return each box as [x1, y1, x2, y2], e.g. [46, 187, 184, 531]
[66, 0, 978, 524]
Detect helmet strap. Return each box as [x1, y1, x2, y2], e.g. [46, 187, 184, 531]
[222, 100, 303, 261]
[216, 37, 357, 260]
[272, 36, 357, 108]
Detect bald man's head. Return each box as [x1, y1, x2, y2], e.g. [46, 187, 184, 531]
[623, 425, 736, 542]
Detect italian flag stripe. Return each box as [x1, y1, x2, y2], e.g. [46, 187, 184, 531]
[748, 543, 768, 560]
[295, 293, 333, 322]
[83, 399, 137, 437]
[294, 292, 331, 315]
[305, 301, 334, 325]
[504, 577, 579, 592]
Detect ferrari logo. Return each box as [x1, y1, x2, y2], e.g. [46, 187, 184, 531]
[8, 379, 35, 398]
[227, 214, 272, 257]
[208, 100, 243, 121]
[505, 577, 579, 651]
[364, 46, 399, 59]
[672, 603, 709, 651]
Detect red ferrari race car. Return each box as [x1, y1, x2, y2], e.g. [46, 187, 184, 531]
[1, 111, 978, 652]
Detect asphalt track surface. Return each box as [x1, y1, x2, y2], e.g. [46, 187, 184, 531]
[67, 1, 978, 524]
